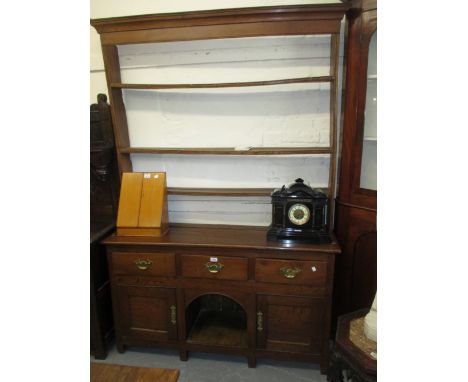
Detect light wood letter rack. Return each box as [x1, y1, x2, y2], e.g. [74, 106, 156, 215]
[116, 172, 169, 237]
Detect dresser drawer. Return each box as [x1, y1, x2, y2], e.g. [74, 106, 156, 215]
[255, 258, 327, 286]
[111, 252, 176, 277]
[180, 255, 248, 281]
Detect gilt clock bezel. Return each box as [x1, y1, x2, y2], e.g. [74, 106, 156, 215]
[287, 203, 311, 226]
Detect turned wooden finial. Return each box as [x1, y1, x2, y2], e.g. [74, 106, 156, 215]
[97, 93, 107, 103]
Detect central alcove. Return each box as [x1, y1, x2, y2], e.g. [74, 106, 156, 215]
[185, 294, 247, 348]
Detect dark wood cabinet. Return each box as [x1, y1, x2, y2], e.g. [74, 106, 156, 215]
[333, 0, 377, 322]
[90, 94, 119, 359]
[103, 225, 339, 374]
[90, 223, 115, 359]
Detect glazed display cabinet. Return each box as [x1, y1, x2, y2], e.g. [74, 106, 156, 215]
[334, 0, 377, 322]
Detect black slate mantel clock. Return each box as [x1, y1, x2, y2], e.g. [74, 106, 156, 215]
[267, 178, 331, 243]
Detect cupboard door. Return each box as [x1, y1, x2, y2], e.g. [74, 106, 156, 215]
[256, 295, 324, 354]
[116, 285, 177, 342]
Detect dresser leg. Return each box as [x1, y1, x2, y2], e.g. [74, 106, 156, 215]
[179, 349, 188, 361]
[247, 356, 256, 368]
[320, 358, 329, 375]
[116, 342, 125, 353]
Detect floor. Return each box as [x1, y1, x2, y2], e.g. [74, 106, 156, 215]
[91, 344, 328, 382]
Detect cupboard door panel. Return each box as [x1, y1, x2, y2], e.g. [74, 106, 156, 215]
[116, 286, 177, 342]
[257, 295, 324, 354]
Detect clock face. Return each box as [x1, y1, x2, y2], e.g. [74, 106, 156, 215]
[288, 203, 311, 226]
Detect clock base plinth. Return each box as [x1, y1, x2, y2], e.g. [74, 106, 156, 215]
[267, 227, 331, 244]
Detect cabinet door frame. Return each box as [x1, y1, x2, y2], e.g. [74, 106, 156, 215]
[351, 9, 377, 199]
[256, 294, 325, 354]
[116, 285, 178, 342]
[338, 7, 377, 209]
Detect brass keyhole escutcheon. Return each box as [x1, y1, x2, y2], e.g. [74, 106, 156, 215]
[280, 266, 302, 279]
[170, 305, 177, 325]
[257, 311, 263, 332]
[135, 259, 152, 270]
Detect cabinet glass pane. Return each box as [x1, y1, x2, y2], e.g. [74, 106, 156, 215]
[360, 31, 377, 190]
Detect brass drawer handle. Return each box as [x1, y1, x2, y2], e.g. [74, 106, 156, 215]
[135, 259, 152, 270]
[257, 311, 263, 332]
[280, 266, 302, 279]
[205, 262, 224, 274]
[170, 305, 176, 325]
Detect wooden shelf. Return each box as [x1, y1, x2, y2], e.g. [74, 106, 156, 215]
[187, 309, 248, 348]
[167, 187, 328, 197]
[168, 187, 274, 197]
[92, 4, 346, 230]
[112, 76, 333, 90]
[121, 147, 332, 155]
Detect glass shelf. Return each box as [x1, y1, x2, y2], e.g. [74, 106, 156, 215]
[359, 31, 377, 191]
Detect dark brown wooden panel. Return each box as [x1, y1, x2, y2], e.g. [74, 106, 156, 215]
[255, 258, 328, 286]
[120, 147, 332, 155]
[103, 225, 341, 254]
[257, 294, 324, 354]
[91, 4, 349, 34]
[181, 254, 248, 281]
[101, 20, 341, 45]
[112, 76, 333, 89]
[111, 252, 176, 277]
[333, 202, 376, 320]
[116, 286, 177, 342]
[100, 46, 132, 174]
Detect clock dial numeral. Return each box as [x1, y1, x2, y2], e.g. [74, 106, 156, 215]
[288, 203, 311, 225]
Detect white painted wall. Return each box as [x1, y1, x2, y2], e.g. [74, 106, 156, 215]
[90, 1, 344, 226]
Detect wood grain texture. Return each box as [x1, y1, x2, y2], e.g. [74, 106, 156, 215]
[103, 224, 340, 254]
[139, 173, 165, 227]
[120, 147, 332, 155]
[90, 363, 179, 382]
[167, 187, 276, 197]
[112, 76, 333, 89]
[255, 258, 327, 286]
[333, 0, 377, 328]
[181, 255, 248, 281]
[100, 46, 132, 174]
[104, 224, 338, 372]
[116, 172, 169, 236]
[116, 173, 143, 228]
[327, 33, 341, 229]
[116, 285, 178, 342]
[111, 252, 176, 277]
[257, 295, 324, 354]
[91, 4, 349, 35]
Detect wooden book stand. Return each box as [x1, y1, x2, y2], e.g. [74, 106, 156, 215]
[116, 172, 169, 237]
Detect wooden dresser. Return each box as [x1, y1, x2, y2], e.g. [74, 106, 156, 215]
[102, 225, 339, 373]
